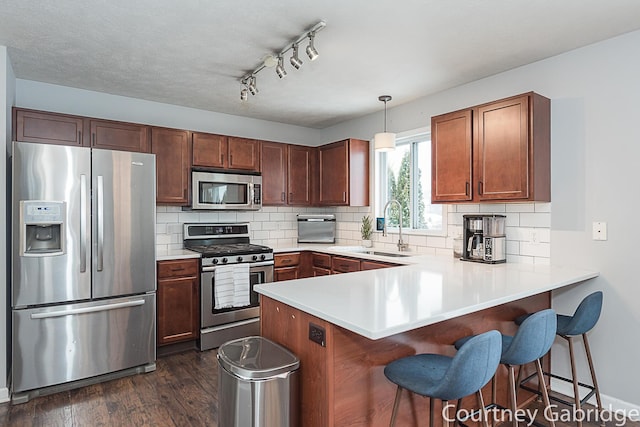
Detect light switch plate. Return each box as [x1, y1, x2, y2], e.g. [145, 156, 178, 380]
[592, 221, 607, 241]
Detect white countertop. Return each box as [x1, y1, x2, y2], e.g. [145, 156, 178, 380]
[255, 254, 599, 340]
[156, 248, 201, 261]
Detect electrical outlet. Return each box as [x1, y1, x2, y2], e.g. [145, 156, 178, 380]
[309, 323, 326, 347]
[592, 222, 607, 241]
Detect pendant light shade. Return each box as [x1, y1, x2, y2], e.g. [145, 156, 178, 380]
[374, 95, 395, 151]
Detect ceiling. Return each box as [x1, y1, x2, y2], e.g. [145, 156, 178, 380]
[2, 1, 640, 129]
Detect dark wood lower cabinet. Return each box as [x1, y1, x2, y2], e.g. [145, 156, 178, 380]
[157, 259, 199, 346]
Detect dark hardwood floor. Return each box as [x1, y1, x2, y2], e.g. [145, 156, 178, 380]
[1, 348, 638, 427]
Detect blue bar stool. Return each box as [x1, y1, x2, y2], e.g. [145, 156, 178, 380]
[455, 309, 557, 427]
[517, 291, 604, 427]
[384, 330, 502, 427]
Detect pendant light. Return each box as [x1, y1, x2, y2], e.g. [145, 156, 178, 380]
[374, 95, 395, 151]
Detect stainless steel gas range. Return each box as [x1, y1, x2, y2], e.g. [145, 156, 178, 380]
[183, 223, 274, 351]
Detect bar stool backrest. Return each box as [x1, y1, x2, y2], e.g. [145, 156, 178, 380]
[432, 330, 502, 401]
[559, 291, 603, 336]
[501, 309, 556, 366]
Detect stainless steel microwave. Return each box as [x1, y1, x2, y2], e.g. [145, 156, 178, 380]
[191, 171, 262, 210]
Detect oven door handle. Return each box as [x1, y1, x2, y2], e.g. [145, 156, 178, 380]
[202, 260, 274, 272]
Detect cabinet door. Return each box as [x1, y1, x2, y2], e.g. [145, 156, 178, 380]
[318, 140, 349, 205]
[288, 145, 312, 206]
[157, 275, 199, 345]
[14, 109, 85, 146]
[261, 142, 288, 205]
[228, 137, 260, 171]
[313, 267, 331, 276]
[275, 266, 299, 282]
[431, 109, 473, 202]
[90, 120, 150, 152]
[152, 128, 190, 205]
[475, 95, 529, 200]
[192, 132, 227, 168]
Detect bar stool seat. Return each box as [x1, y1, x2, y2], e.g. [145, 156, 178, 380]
[516, 291, 604, 427]
[384, 330, 502, 427]
[455, 309, 557, 427]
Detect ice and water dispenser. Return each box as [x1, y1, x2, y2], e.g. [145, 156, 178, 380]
[19, 201, 66, 256]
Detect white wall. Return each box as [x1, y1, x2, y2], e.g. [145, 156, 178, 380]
[16, 80, 323, 146]
[323, 30, 640, 408]
[1, 45, 16, 403]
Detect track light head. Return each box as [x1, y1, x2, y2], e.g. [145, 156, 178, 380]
[306, 31, 319, 61]
[248, 76, 258, 95]
[240, 87, 248, 101]
[290, 44, 303, 69]
[275, 55, 287, 79]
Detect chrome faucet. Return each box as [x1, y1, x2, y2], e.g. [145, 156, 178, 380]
[383, 199, 410, 252]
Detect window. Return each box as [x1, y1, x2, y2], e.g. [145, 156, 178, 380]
[375, 130, 444, 234]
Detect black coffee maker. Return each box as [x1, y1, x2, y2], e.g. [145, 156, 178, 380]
[461, 214, 506, 263]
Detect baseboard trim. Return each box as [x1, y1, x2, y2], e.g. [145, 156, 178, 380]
[551, 379, 640, 417]
[0, 387, 9, 403]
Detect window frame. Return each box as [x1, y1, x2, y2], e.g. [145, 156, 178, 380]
[375, 127, 447, 236]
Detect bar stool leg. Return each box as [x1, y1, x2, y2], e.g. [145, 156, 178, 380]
[583, 333, 605, 426]
[566, 336, 583, 427]
[389, 386, 402, 427]
[506, 364, 518, 427]
[535, 358, 556, 427]
[477, 389, 489, 427]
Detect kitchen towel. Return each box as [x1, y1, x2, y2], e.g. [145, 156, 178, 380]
[214, 265, 235, 309]
[232, 263, 250, 307]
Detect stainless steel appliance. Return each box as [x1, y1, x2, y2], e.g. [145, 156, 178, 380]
[183, 223, 273, 351]
[191, 171, 262, 210]
[461, 214, 506, 263]
[297, 214, 336, 243]
[11, 141, 157, 401]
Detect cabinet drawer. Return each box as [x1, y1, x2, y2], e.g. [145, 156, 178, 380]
[361, 260, 397, 270]
[313, 267, 331, 277]
[332, 256, 361, 273]
[312, 252, 332, 269]
[275, 252, 301, 267]
[158, 259, 199, 278]
[275, 266, 299, 282]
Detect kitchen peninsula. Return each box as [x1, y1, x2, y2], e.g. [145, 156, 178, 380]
[255, 254, 598, 427]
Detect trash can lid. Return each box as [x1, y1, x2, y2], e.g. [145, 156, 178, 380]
[217, 336, 300, 380]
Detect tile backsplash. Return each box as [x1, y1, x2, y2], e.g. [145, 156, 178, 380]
[156, 202, 551, 264]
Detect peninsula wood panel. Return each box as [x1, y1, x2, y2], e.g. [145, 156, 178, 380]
[261, 292, 550, 427]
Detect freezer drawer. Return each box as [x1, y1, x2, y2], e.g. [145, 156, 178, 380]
[12, 294, 156, 393]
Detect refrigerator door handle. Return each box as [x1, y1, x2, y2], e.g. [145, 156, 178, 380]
[80, 174, 88, 273]
[97, 175, 104, 272]
[30, 299, 146, 319]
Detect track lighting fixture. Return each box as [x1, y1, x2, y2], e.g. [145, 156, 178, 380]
[306, 31, 319, 61]
[290, 43, 303, 69]
[276, 55, 287, 78]
[374, 95, 396, 151]
[239, 20, 326, 100]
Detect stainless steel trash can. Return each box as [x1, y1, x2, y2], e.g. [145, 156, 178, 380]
[217, 336, 300, 427]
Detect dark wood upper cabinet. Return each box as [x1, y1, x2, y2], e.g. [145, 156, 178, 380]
[431, 110, 473, 202]
[288, 145, 313, 206]
[152, 127, 191, 205]
[318, 138, 369, 206]
[261, 141, 288, 206]
[431, 92, 550, 203]
[14, 108, 85, 146]
[89, 119, 150, 153]
[192, 132, 227, 168]
[228, 137, 260, 171]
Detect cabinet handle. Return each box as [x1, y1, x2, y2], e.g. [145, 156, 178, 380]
[289, 192, 293, 200]
[78, 130, 82, 144]
[92, 133, 96, 146]
[478, 181, 483, 195]
[220, 154, 224, 164]
[281, 192, 285, 201]
[465, 182, 470, 196]
[230, 154, 233, 164]
[171, 267, 185, 272]
[282, 259, 292, 263]
[342, 191, 346, 202]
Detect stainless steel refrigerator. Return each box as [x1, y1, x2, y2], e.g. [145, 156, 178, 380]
[11, 141, 157, 400]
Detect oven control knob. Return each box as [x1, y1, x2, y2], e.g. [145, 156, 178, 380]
[222, 257, 228, 264]
[260, 254, 266, 261]
[212, 259, 219, 265]
[237, 256, 243, 262]
[252, 255, 258, 261]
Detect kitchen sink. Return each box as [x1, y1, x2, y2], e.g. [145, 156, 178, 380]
[365, 251, 412, 258]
